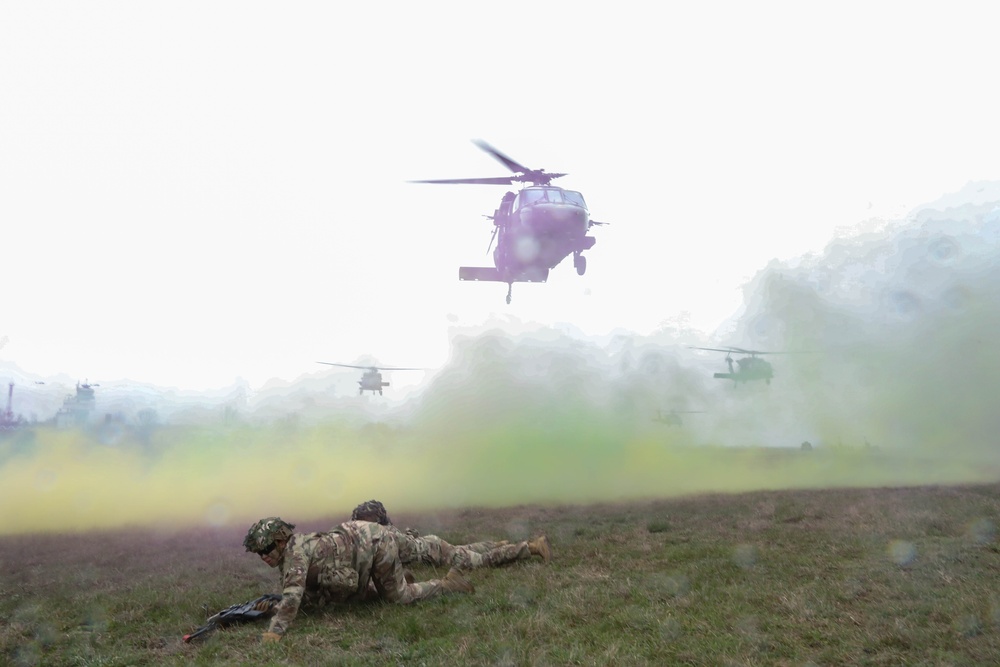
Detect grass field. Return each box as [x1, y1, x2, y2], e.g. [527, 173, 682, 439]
[4, 480, 1000, 666]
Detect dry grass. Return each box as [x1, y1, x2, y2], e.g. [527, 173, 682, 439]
[4, 483, 1000, 665]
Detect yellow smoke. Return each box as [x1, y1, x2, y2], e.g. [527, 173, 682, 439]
[2, 415, 995, 536]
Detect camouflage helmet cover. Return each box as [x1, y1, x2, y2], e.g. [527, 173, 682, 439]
[351, 499, 391, 525]
[243, 517, 296, 552]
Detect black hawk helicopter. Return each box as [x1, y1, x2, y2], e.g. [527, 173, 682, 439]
[411, 139, 608, 304]
[316, 362, 423, 396]
[689, 346, 779, 385]
[652, 409, 706, 427]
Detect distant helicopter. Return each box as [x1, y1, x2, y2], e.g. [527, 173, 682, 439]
[411, 139, 608, 304]
[689, 347, 780, 385]
[316, 362, 423, 396]
[652, 409, 705, 426]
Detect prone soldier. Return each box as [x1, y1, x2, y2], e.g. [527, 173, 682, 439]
[244, 516, 475, 642]
[350, 499, 552, 570]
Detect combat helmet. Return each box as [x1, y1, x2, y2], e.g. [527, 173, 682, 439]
[243, 517, 296, 553]
[351, 499, 391, 525]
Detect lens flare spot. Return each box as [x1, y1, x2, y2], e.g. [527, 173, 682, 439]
[83, 604, 108, 633]
[733, 543, 758, 569]
[204, 500, 231, 527]
[13, 642, 41, 667]
[507, 585, 537, 609]
[966, 518, 995, 544]
[942, 285, 972, 310]
[648, 572, 690, 599]
[505, 518, 530, 541]
[928, 236, 959, 263]
[659, 616, 682, 641]
[34, 469, 57, 492]
[955, 614, 983, 637]
[886, 290, 920, 318]
[888, 540, 916, 566]
[514, 237, 540, 263]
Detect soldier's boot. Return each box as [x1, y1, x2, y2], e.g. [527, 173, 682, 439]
[441, 567, 475, 594]
[528, 535, 553, 563]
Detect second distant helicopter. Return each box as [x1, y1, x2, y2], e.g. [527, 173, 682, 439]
[411, 140, 608, 304]
[689, 347, 779, 385]
[317, 362, 423, 396]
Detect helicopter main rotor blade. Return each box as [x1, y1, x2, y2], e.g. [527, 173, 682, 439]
[472, 139, 531, 174]
[472, 140, 567, 185]
[688, 345, 775, 355]
[409, 176, 517, 186]
[318, 362, 426, 371]
[317, 362, 373, 370]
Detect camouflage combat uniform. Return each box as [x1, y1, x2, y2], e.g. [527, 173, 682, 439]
[264, 520, 460, 636]
[350, 499, 544, 570]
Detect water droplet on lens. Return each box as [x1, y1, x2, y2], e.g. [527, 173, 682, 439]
[733, 544, 757, 569]
[888, 540, 916, 566]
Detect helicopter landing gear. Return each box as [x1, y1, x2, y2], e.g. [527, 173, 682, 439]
[506, 283, 513, 305]
[574, 252, 587, 276]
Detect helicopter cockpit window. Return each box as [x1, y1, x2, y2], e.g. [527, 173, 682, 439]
[521, 189, 547, 206]
[562, 190, 587, 208]
[542, 188, 563, 203]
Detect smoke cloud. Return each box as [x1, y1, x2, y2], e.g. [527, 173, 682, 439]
[2, 182, 998, 536]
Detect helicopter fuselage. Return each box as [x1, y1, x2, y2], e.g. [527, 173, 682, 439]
[462, 186, 597, 285]
[499, 194, 591, 267]
[359, 371, 389, 395]
[714, 357, 774, 384]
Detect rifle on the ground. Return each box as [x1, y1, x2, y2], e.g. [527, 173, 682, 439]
[182, 593, 282, 642]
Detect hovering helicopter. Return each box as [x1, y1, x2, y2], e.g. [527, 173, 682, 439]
[411, 139, 608, 304]
[689, 347, 780, 385]
[316, 362, 423, 396]
[652, 409, 705, 427]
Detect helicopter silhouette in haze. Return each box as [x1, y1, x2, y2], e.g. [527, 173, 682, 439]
[689, 346, 781, 385]
[411, 140, 608, 304]
[652, 409, 705, 426]
[317, 362, 424, 396]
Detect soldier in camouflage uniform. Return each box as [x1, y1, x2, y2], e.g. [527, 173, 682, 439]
[350, 499, 552, 570]
[244, 516, 474, 642]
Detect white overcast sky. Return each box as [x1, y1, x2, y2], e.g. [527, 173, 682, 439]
[2, 2, 998, 391]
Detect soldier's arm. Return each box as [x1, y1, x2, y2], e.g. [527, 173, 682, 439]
[266, 547, 309, 636]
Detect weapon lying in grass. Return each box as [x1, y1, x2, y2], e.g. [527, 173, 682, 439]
[182, 593, 282, 642]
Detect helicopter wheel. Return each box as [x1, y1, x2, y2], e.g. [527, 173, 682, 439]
[506, 283, 512, 305]
[574, 253, 587, 276]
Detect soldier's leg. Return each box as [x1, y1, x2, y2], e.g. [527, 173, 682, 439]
[370, 533, 449, 603]
[420, 534, 459, 567]
[418, 536, 507, 569]
[459, 536, 553, 568]
[461, 540, 507, 554]
[422, 535, 519, 569]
